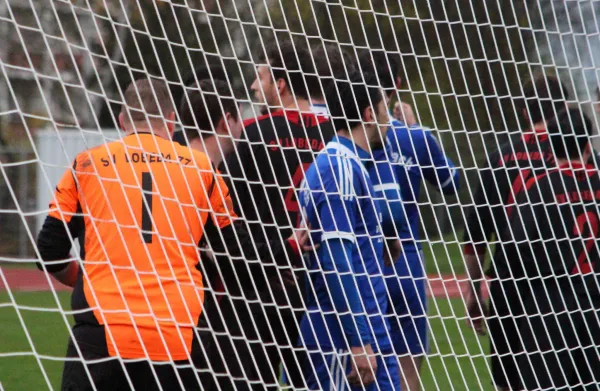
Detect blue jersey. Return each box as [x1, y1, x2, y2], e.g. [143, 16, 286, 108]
[299, 136, 391, 352]
[369, 139, 406, 238]
[386, 119, 459, 251]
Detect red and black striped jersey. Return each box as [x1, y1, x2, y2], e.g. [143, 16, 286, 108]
[505, 162, 600, 298]
[221, 109, 335, 304]
[463, 129, 556, 279]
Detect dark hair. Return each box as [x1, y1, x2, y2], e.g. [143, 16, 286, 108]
[326, 72, 384, 131]
[357, 50, 401, 91]
[523, 74, 568, 124]
[311, 42, 356, 99]
[121, 78, 174, 124]
[259, 38, 316, 100]
[179, 79, 238, 140]
[547, 108, 591, 159]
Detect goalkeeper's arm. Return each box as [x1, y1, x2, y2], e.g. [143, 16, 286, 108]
[36, 215, 80, 287]
[36, 164, 82, 288]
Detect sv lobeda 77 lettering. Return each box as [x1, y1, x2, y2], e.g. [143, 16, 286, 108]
[100, 153, 192, 167]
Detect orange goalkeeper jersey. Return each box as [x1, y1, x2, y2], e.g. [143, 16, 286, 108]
[48, 132, 234, 360]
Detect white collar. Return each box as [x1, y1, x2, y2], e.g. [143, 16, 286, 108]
[310, 105, 329, 116]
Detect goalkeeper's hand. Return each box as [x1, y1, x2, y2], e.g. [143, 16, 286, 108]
[465, 282, 487, 336]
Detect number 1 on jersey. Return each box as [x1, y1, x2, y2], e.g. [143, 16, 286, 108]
[141, 172, 153, 243]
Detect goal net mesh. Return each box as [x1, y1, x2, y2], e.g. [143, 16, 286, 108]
[0, 0, 599, 390]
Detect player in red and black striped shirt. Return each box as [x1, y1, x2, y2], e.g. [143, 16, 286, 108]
[506, 108, 600, 390]
[462, 74, 568, 390]
[222, 38, 335, 390]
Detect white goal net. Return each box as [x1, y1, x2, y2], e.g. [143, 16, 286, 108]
[1, 0, 599, 390]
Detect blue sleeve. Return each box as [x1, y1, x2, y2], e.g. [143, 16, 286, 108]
[421, 130, 460, 195]
[320, 238, 372, 347]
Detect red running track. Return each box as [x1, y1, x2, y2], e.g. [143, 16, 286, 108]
[0, 267, 489, 299]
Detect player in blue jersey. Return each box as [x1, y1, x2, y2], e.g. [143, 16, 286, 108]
[358, 50, 460, 391]
[298, 72, 401, 390]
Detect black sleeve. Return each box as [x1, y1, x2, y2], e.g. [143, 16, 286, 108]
[201, 217, 300, 299]
[463, 153, 498, 249]
[204, 219, 300, 269]
[36, 215, 82, 273]
[222, 137, 256, 219]
[512, 182, 550, 277]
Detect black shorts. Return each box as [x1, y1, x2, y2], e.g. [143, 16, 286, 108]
[61, 324, 211, 391]
[487, 279, 528, 389]
[517, 289, 600, 390]
[205, 297, 306, 391]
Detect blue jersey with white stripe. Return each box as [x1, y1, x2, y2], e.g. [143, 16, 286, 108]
[369, 139, 406, 239]
[299, 136, 391, 351]
[387, 119, 459, 250]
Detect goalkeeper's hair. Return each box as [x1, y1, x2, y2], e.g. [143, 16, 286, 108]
[326, 72, 384, 131]
[547, 108, 591, 160]
[179, 79, 238, 140]
[523, 74, 569, 124]
[357, 49, 401, 91]
[121, 78, 174, 125]
[311, 42, 356, 99]
[259, 38, 317, 101]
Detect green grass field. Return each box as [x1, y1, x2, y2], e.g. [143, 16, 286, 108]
[0, 290, 492, 391]
[422, 237, 465, 276]
[0, 236, 482, 390]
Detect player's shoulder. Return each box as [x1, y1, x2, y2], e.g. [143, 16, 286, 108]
[499, 137, 524, 153]
[389, 120, 419, 139]
[313, 148, 342, 172]
[242, 111, 272, 129]
[485, 139, 521, 168]
[77, 142, 108, 159]
[322, 143, 365, 170]
[311, 148, 361, 182]
[73, 140, 122, 170]
[243, 110, 290, 141]
[168, 139, 212, 169]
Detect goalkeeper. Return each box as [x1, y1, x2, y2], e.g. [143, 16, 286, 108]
[35, 79, 306, 391]
[358, 50, 460, 391]
[505, 108, 600, 390]
[298, 72, 400, 390]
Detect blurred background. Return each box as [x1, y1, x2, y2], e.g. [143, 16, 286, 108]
[1, 0, 600, 259]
